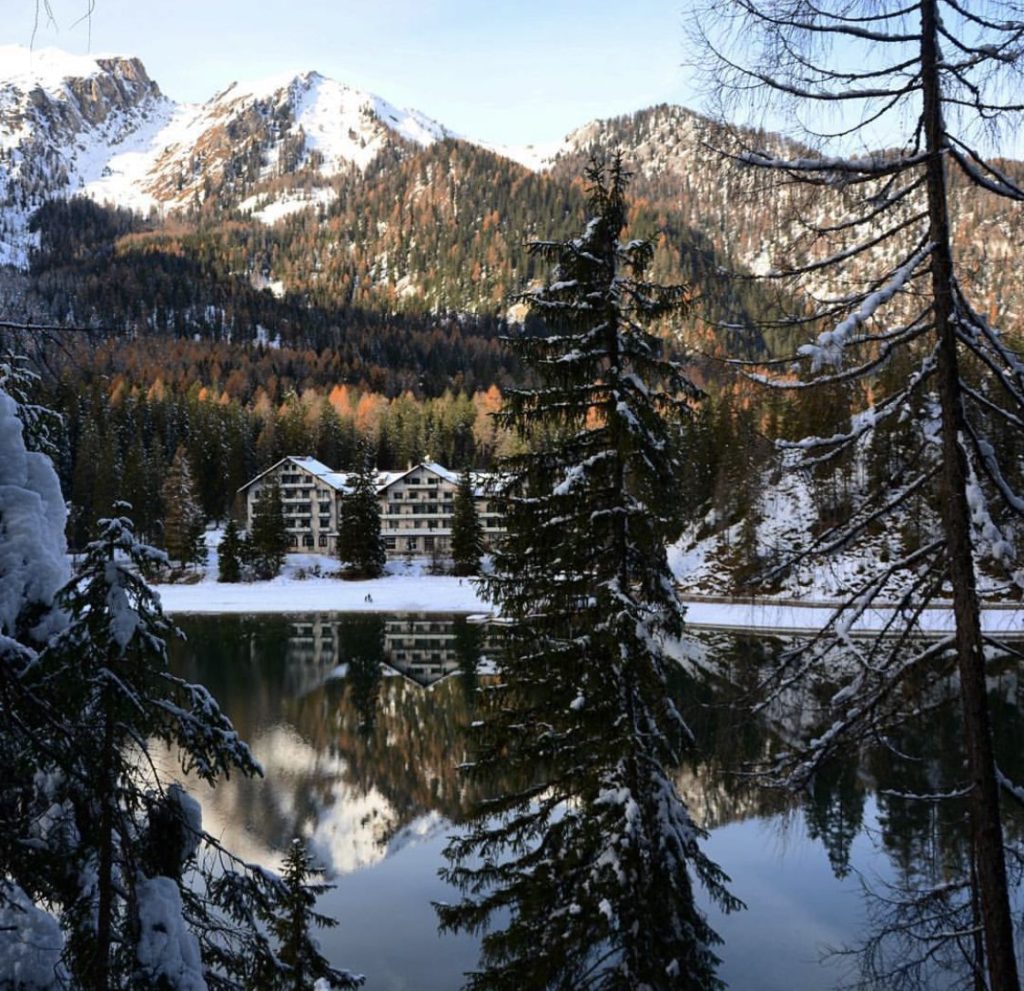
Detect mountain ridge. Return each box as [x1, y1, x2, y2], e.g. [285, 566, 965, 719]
[0, 46, 555, 265]
[3, 46, 1021, 349]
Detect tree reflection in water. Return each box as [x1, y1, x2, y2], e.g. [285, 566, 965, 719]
[169, 617, 1024, 989]
[700, 632, 1024, 989]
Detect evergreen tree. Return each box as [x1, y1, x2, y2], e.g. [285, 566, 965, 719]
[249, 840, 364, 991]
[219, 516, 243, 583]
[438, 156, 739, 991]
[0, 366, 71, 961]
[17, 511, 268, 991]
[69, 417, 101, 549]
[337, 446, 385, 579]
[249, 483, 290, 580]
[449, 468, 484, 576]
[162, 445, 207, 569]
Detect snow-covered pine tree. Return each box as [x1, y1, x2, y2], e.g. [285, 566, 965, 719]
[449, 468, 483, 576]
[218, 517, 243, 583]
[693, 3, 1024, 985]
[248, 483, 289, 580]
[247, 839, 363, 991]
[337, 446, 385, 579]
[438, 155, 739, 991]
[162, 445, 207, 570]
[0, 361, 70, 988]
[22, 510, 264, 990]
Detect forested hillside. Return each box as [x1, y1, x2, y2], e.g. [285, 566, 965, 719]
[2, 54, 1021, 587]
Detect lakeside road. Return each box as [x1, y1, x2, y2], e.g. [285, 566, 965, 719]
[680, 597, 1023, 637]
[153, 570, 1023, 637]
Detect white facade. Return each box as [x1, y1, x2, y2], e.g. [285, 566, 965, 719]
[238, 456, 501, 561]
[377, 461, 501, 560]
[240, 456, 349, 554]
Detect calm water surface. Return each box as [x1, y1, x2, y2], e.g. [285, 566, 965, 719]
[168, 614, 1024, 991]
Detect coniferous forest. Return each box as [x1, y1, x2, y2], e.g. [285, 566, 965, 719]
[2, 2, 1024, 990]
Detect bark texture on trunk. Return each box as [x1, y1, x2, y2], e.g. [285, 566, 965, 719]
[920, 2, 1019, 986]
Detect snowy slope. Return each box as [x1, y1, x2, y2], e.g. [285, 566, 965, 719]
[0, 46, 169, 264]
[0, 48, 457, 262]
[142, 69, 456, 209]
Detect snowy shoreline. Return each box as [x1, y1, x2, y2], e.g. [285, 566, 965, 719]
[154, 572, 488, 616]
[152, 571, 1023, 637]
[147, 535, 1024, 635]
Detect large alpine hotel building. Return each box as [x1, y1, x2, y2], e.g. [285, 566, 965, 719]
[238, 456, 502, 560]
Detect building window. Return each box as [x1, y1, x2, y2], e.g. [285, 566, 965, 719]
[291, 535, 299, 547]
[303, 535, 314, 548]
[385, 537, 396, 549]
[410, 477, 421, 485]
[424, 536, 435, 550]
[406, 537, 418, 551]
[318, 534, 328, 547]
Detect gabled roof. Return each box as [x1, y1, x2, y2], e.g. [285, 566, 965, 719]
[237, 455, 352, 494]
[377, 460, 467, 491]
[239, 457, 494, 498]
[289, 456, 353, 492]
[420, 460, 460, 485]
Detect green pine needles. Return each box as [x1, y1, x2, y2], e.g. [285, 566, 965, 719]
[337, 444, 386, 579]
[248, 483, 290, 579]
[437, 155, 741, 991]
[249, 839, 364, 991]
[450, 467, 484, 576]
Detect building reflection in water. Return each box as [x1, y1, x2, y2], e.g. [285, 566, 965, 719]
[283, 612, 490, 689]
[167, 613, 491, 879]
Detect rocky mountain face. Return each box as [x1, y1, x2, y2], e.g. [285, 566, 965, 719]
[0, 47, 454, 266]
[0, 48, 165, 263]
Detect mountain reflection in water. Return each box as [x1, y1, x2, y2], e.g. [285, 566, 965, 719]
[168, 614, 1024, 991]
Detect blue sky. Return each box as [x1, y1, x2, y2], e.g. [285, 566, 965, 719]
[10, 0, 699, 145]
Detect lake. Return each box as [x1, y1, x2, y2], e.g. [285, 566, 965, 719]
[168, 613, 1024, 990]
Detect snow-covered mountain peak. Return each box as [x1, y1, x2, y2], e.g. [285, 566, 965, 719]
[0, 44, 162, 142]
[0, 45, 154, 98]
[0, 47, 170, 265]
[0, 49, 467, 260]
[195, 67, 454, 172]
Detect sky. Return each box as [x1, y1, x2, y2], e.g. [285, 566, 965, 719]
[7, 0, 701, 146]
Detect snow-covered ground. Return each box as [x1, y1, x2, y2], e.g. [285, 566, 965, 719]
[680, 597, 1023, 637]
[155, 570, 486, 615]
[152, 529, 487, 615]
[151, 530, 1023, 636]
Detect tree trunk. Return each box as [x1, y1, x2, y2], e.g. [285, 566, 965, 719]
[919, 2, 1019, 987]
[94, 705, 116, 991]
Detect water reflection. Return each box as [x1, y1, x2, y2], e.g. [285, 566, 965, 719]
[168, 615, 493, 875]
[167, 617, 1024, 991]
